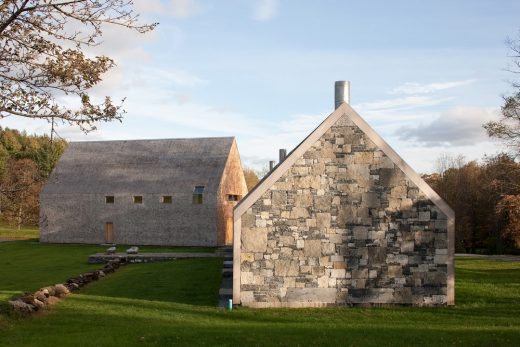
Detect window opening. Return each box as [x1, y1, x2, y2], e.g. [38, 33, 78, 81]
[227, 194, 239, 202]
[192, 186, 204, 204]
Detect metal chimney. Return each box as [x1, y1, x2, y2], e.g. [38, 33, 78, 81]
[279, 149, 287, 163]
[334, 80, 350, 109]
[269, 160, 275, 171]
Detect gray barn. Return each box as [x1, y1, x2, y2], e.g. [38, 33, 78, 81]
[40, 137, 248, 246]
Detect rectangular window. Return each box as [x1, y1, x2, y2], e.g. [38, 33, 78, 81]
[162, 196, 172, 204]
[227, 194, 239, 202]
[105, 196, 114, 204]
[133, 196, 143, 204]
[192, 186, 204, 204]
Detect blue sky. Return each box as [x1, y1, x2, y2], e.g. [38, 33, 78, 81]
[4, 0, 520, 173]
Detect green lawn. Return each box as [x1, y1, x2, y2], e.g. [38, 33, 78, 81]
[0, 223, 39, 240]
[0, 241, 519, 346]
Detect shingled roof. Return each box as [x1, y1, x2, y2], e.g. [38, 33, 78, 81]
[43, 137, 235, 195]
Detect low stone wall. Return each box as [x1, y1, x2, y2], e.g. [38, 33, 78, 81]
[7, 259, 126, 317]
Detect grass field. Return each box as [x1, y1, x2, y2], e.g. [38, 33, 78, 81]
[0, 240, 519, 346]
[0, 223, 39, 240]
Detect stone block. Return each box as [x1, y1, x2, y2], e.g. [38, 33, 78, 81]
[362, 192, 380, 208]
[241, 271, 254, 284]
[328, 234, 343, 244]
[295, 194, 313, 207]
[368, 230, 385, 240]
[274, 260, 299, 276]
[418, 211, 431, 221]
[352, 269, 368, 279]
[317, 275, 329, 288]
[369, 270, 378, 279]
[241, 213, 256, 228]
[387, 265, 402, 277]
[322, 242, 336, 256]
[415, 231, 434, 244]
[434, 254, 448, 264]
[333, 261, 347, 269]
[290, 207, 310, 219]
[241, 252, 254, 262]
[400, 241, 415, 253]
[296, 239, 304, 249]
[285, 288, 337, 303]
[316, 213, 331, 228]
[242, 227, 267, 252]
[353, 226, 368, 240]
[284, 277, 295, 288]
[331, 269, 346, 278]
[271, 191, 287, 206]
[241, 291, 254, 303]
[279, 236, 294, 247]
[314, 196, 332, 210]
[304, 240, 322, 257]
[390, 186, 407, 198]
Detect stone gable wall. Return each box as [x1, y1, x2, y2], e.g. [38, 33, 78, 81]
[239, 116, 449, 306]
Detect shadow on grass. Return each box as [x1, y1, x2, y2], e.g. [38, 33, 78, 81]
[3, 294, 518, 347]
[80, 258, 223, 306]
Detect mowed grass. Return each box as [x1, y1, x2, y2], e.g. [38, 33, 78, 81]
[0, 241, 519, 346]
[0, 223, 39, 240]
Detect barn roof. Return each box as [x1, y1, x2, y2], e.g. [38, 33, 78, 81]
[42, 137, 235, 194]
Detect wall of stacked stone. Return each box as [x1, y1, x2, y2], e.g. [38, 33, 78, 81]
[239, 116, 449, 306]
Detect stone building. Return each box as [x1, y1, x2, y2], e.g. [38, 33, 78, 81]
[40, 137, 248, 246]
[233, 82, 454, 307]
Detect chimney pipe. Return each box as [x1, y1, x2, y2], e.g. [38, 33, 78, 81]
[334, 81, 350, 109]
[269, 160, 275, 171]
[279, 149, 287, 163]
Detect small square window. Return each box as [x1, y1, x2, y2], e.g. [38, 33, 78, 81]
[192, 186, 204, 204]
[133, 196, 143, 204]
[227, 194, 239, 202]
[105, 196, 114, 204]
[162, 196, 172, 204]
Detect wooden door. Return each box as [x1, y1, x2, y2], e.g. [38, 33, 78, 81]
[104, 222, 113, 243]
[225, 217, 233, 245]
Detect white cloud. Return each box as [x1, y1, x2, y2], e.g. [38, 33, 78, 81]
[253, 0, 278, 21]
[396, 106, 500, 146]
[391, 79, 476, 95]
[357, 96, 452, 112]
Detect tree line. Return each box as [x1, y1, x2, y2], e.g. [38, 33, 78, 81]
[0, 127, 66, 228]
[424, 153, 520, 254]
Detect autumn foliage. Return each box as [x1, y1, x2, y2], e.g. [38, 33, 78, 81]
[0, 127, 66, 228]
[424, 154, 520, 254]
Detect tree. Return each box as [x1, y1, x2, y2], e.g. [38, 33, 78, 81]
[243, 167, 260, 191]
[0, 158, 42, 229]
[0, 1, 156, 132]
[484, 32, 520, 156]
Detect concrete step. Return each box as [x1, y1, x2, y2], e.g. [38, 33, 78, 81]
[222, 268, 232, 277]
[223, 260, 233, 268]
[219, 288, 233, 296]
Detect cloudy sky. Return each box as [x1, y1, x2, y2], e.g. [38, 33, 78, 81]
[3, 0, 520, 173]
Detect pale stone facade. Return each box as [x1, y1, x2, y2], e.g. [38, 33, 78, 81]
[234, 103, 454, 307]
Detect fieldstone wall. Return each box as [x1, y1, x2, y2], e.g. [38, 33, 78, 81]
[239, 115, 449, 306]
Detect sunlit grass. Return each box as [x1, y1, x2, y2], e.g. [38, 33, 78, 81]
[0, 240, 519, 346]
[0, 223, 39, 240]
